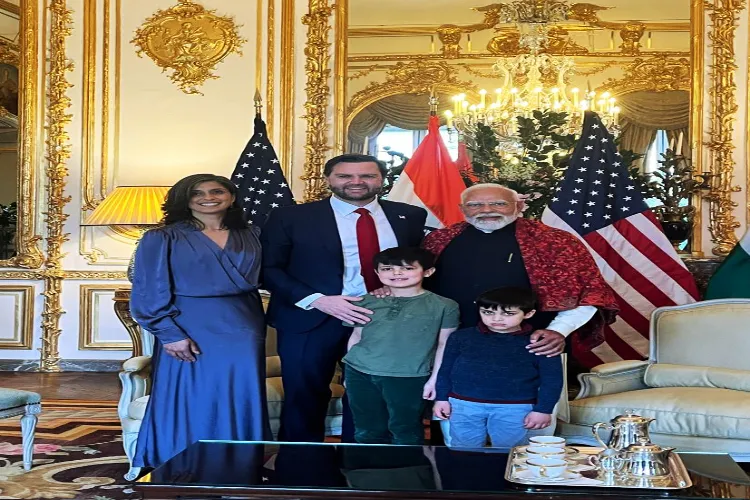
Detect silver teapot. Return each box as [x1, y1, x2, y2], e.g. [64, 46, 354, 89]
[593, 410, 655, 451]
[618, 438, 675, 478]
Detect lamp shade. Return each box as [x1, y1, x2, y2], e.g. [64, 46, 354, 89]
[82, 186, 169, 226]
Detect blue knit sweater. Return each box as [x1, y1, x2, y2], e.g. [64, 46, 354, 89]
[435, 326, 564, 414]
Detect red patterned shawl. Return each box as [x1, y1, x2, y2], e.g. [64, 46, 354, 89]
[422, 219, 619, 361]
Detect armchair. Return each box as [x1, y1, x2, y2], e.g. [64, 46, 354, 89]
[116, 288, 344, 480]
[557, 299, 750, 461]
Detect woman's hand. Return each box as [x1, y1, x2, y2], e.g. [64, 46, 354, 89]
[164, 338, 201, 362]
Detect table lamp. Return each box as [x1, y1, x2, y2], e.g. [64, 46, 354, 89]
[81, 185, 169, 240]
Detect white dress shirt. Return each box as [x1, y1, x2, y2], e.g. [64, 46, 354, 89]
[296, 197, 399, 309]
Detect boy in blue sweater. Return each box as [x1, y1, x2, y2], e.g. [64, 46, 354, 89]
[433, 287, 563, 449]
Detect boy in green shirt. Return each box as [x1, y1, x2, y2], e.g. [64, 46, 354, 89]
[343, 247, 459, 445]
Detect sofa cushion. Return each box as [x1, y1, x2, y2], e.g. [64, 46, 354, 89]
[128, 396, 150, 421]
[645, 364, 750, 393]
[570, 387, 750, 440]
[0, 388, 40, 410]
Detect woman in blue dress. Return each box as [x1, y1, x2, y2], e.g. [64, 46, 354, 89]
[130, 173, 270, 470]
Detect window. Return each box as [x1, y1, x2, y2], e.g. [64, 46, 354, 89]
[374, 125, 459, 163]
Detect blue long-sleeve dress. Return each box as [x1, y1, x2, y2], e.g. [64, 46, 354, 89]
[130, 221, 270, 468]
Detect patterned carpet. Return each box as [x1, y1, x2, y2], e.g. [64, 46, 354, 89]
[0, 400, 134, 500]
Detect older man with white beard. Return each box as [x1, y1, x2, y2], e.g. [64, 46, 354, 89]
[422, 184, 618, 360]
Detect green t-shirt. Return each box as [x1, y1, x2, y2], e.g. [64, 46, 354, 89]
[342, 292, 460, 377]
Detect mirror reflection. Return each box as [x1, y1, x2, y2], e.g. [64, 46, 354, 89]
[346, 0, 691, 176]
[0, 0, 19, 261]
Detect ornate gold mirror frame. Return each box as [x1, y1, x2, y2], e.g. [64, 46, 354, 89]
[0, 0, 43, 268]
[303, 0, 744, 256]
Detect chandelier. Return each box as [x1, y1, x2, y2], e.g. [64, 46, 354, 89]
[445, 0, 620, 150]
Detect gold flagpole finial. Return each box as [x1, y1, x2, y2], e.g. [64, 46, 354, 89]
[428, 94, 439, 116]
[254, 90, 263, 115]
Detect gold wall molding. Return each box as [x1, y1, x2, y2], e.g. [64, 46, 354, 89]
[279, 0, 295, 185]
[79, 285, 131, 350]
[601, 56, 691, 95]
[0, 285, 34, 349]
[689, 0, 704, 256]
[301, 0, 334, 202]
[131, 0, 246, 95]
[704, 0, 744, 255]
[347, 60, 478, 126]
[0, 270, 129, 280]
[266, 0, 275, 138]
[41, 0, 74, 373]
[333, 0, 347, 155]
[347, 51, 690, 63]
[1, 0, 43, 269]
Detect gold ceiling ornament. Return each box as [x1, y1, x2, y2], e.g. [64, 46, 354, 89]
[704, 0, 744, 256]
[487, 26, 588, 55]
[40, 0, 74, 373]
[619, 22, 646, 55]
[1, 0, 43, 269]
[348, 60, 478, 123]
[601, 56, 691, 96]
[131, 0, 246, 95]
[301, 0, 334, 202]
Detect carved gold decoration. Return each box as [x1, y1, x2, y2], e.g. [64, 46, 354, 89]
[131, 0, 246, 95]
[601, 56, 691, 95]
[280, 0, 296, 185]
[0, 270, 129, 281]
[437, 25, 463, 59]
[619, 22, 646, 55]
[487, 26, 589, 55]
[41, 0, 74, 373]
[79, 285, 131, 350]
[347, 51, 690, 63]
[302, 0, 334, 202]
[704, 0, 743, 255]
[347, 60, 478, 126]
[334, 0, 348, 155]
[567, 2, 609, 22]
[690, 0, 704, 256]
[0, 285, 34, 349]
[267, 0, 276, 138]
[0, 39, 19, 66]
[114, 288, 143, 356]
[1, 0, 43, 269]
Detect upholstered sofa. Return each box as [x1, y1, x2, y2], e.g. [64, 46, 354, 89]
[557, 299, 750, 461]
[118, 322, 344, 480]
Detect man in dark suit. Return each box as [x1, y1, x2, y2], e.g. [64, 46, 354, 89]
[261, 154, 427, 442]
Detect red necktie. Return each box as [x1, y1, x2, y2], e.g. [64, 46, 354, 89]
[355, 208, 382, 292]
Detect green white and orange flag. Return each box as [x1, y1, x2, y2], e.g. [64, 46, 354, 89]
[705, 230, 750, 299]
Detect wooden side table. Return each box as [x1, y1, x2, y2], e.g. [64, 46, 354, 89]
[113, 288, 144, 357]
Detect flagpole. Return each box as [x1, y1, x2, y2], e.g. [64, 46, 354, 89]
[254, 89, 263, 117]
[429, 93, 438, 117]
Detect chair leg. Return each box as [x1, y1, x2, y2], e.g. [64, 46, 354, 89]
[20, 404, 40, 471]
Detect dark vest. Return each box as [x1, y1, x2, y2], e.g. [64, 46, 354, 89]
[427, 222, 557, 329]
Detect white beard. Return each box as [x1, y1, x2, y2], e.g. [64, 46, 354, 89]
[466, 213, 519, 233]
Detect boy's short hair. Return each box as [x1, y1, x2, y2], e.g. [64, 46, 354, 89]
[373, 247, 436, 270]
[476, 287, 537, 314]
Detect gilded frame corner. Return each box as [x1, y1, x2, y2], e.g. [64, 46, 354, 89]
[0, 285, 34, 349]
[79, 284, 131, 351]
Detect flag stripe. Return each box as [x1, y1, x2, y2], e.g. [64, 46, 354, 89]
[584, 230, 677, 310]
[609, 315, 649, 357]
[605, 218, 697, 304]
[387, 173, 444, 229]
[602, 324, 645, 360]
[591, 341, 624, 364]
[617, 214, 700, 300]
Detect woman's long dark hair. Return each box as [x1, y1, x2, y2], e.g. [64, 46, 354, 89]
[161, 174, 247, 230]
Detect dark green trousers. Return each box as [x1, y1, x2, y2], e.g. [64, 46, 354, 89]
[344, 365, 428, 445]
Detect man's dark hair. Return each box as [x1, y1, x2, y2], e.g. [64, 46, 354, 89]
[324, 154, 388, 178]
[373, 247, 436, 270]
[476, 287, 537, 314]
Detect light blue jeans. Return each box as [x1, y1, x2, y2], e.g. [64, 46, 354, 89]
[447, 397, 532, 449]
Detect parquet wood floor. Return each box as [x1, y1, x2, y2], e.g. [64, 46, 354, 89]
[0, 372, 120, 401]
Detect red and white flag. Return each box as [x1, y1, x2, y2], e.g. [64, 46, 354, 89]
[388, 115, 466, 229]
[541, 112, 699, 368]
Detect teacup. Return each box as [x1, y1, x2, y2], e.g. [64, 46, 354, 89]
[525, 445, 566, 459]
[525, 458, 568, 479]
[529, 436, 566, 448]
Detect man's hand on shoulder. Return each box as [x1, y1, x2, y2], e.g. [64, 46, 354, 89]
[311, 295, 373, 324]
[524, 411, 551, 430]
[527, 329, 565, 357]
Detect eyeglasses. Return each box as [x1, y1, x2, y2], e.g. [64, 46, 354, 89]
[462, 201, 511, 210]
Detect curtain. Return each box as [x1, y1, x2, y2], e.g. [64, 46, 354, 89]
[617, 90, 690, 170]
[347, 93, 453, 153]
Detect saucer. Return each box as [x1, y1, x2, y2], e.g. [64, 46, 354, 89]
[517, 446, 579, 455]
[515, 470, 582, 483]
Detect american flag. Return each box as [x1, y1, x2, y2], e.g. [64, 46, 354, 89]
[541, 111, 699, 367]
[230, 115, 295, 227]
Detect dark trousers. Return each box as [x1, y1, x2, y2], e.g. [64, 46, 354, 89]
[345, 365, 428, 445]
[276, 317, 354, 442]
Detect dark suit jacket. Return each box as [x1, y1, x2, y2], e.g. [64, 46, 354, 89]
[260, 198, 427, 334]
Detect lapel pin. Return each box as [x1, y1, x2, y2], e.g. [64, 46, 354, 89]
[398, 215, 406, 219]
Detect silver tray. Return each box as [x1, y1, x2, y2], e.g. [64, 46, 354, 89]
[504, 445, 693, 490]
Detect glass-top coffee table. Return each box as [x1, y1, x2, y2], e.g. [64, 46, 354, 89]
[134, 441, 750, 499]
